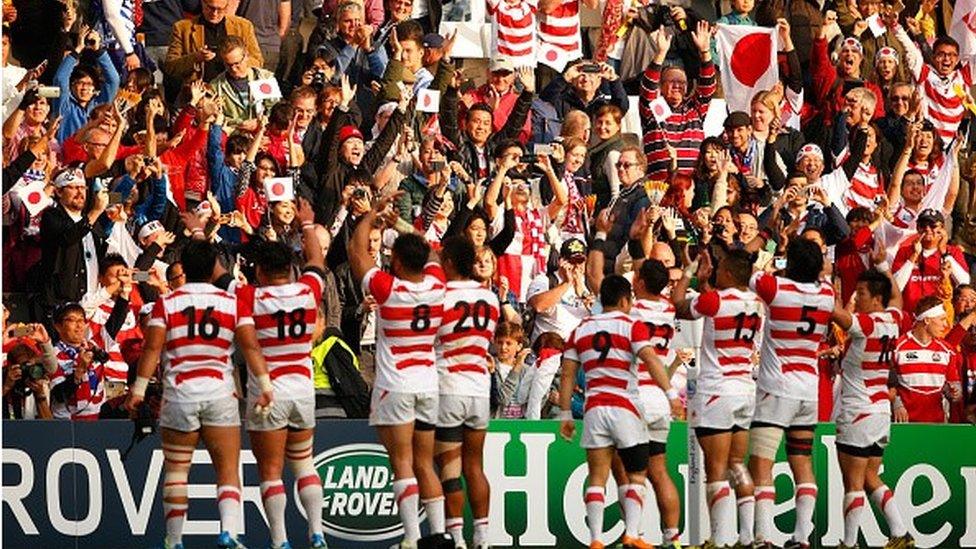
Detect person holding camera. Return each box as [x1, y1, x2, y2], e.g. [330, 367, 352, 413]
[48, 302, 110, 420]
[540, 59, 629, 120]
[2, 322, 57, 419]
[51, 26, 121, 142]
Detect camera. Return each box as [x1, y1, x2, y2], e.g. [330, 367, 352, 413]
[519, 154, 538, 164]
[712, 222, 725, 236]
[37, 86, 61, 99]
[22, 363, 46, 381]
[90, 347, 110, 364]
[311, 70, 328, 92]
[132, 270, 151, 283]
[351, 187, 368, 200]
[580, 63, 601, 74]
[533, 143, 553, 155]
[773, 257, 787, 270]
[646, 5, 679, 29]
[429, 160, 446, 172]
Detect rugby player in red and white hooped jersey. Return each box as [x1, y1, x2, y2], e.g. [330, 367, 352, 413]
[621, 259, 682, 549]
[891, 296, 962, 424]
[748, 238, 835, 549]
[125, 239, 274, 549]
[559, 275, 680, 549]
[349, 193, 448, 549]
[828, 266, 914, 549]
[672, 249, 765, 549]
[235, 199, 328, 549]
[433, 236, 500, 549]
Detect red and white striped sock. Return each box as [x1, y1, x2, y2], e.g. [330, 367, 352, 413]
[754, 485, 776, 543]
[261, 480, 287, 546]
[216, 485, 241, 538]
[620, 484, 645, 539]
[585, 486, 606, 544]
[393, 478, 421, 542]
[794, 483, 818, 544]
[843, 491, 867, 547]
[871, 485, 907, 537]
[472, 517, 489, 547]
[161, 444, 192, 546]
[423, 496, 446, 534]
[706, 481, 734, 546]
[446, 517, 465, 547]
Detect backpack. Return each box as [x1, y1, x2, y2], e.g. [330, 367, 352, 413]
[318, 335, 371, 418]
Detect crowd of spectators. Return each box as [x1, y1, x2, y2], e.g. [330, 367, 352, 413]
[1, 0, 975, 424]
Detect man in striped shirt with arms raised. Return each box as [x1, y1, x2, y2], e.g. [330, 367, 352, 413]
[829, 267, 914, 549]
[125, 240, 273, 549]
[638, 19, 716, 182]
[434, 236, 500, 549]
[748, 238, 835, 549]
[237, 199, 328, 549]
[559, 275, 680, 549]
[349, 192, 447, 549]
[673, 249, 765, 549]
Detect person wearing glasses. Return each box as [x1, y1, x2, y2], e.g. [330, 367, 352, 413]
[209, 35, 277, 132]
[163, 0, 264, 83]
[602, 145, 651, 263]
[51, 27, 120, 142]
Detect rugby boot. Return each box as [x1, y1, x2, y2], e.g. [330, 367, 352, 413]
[589, 541, 606, 549]
[216, 531, 248, 548]
[884, 534, 916, 549]
[308, 533, 328, 548]
[270, 542, 292, 549]
[782, 539, 808, 549]
[163, 540, 185, 549]
[621, 535, 654, 549]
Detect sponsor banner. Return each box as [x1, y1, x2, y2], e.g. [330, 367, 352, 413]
[3, 420, 976, 548]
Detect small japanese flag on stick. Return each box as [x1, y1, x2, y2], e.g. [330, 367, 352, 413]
[250, 78, 282, 103]
[417, 89, 441, 113]
[264, 177, 294, 202]
[537, 42, 572, 72]
[649, 96, 673, 124]
[13, 179, 53, 217]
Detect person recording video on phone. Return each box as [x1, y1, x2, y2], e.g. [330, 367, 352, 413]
[540, 59, 630, 120]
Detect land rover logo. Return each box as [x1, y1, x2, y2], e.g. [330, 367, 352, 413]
[308, 443, 422, 542]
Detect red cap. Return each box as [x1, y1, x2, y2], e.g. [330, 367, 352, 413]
[338, 125, 364, 146]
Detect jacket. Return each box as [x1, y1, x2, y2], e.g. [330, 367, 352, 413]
[163, 14, 264, 81]
[439, 86, 534, 181]
[539, 73, 629, 120]
[206, 123, 242, 244]
[38, 204, 107, 307]
[52, 51, 120, 142]
[209, 66, 277, 132]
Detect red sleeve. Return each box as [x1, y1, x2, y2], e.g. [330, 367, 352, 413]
[810, 38, 836, 105]
[366, 269, 395, 304]
[236, 285, 255, 324]
[947, 350, 961, 382]
[631, 319, 651, 345]
[854, 312, 875, 336]
[752, 273, 778, 304]
[693, 291, 721, 318]
[115, 144, 142, 160]
[300, 272, 324, 305]
[852, 226, 873, 250]
[945, 324, 968, 348]
[949, 246, 968, 269]
[892, 239, 916, 273]
[424, 263, 447, 283]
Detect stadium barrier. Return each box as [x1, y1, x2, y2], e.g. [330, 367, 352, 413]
[3, 420, 975, 548]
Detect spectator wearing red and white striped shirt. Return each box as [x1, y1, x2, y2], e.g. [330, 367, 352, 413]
[80, 254, 142, 385]
[487, 0, 538, 68]
[673, 249, 764, 548]
[537, 0, 598, 64]
[124, 239, 273, 549]
[638, 21, 716, 182]
[559, 274, 679, 549]
[434, 236, 501, 549]
[900, 32, 975, 143]
[828, 267, 914, 549]
[892, 296, 963, 423]
[348, 194, 448, 546]
[236, 198, 329, 549]
[748, 239, 835, 549]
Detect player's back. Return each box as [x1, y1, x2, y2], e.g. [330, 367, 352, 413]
[149, 282, 243, 403]
[693, 287, 764, 396]
[436, 279, 500, 397]
[840, 308, 903, 414]
[752, 272, 835, 400]
[239, 272, 323, 400]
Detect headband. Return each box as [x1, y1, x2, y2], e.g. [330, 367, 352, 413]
[916, 304, 947, 321]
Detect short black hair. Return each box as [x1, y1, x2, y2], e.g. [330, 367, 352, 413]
[395, 20, 424, 46]
[253, 240, 295, 279]
[98, 253, 127, 276]
[226, 134, 250, 156]
[69, 63, 103, 88]
[846, 206, 874, 224]
[933, 35, 960, 53]
[722, 249, 754, 286]
[785, 238, 823, 284]
[493, 138, 523, 160]
[857, 268, 892, 307]
[392, 233, 429, 275]
[600, 274, 633, 308]
[53, 302, 85, 324]
[954, 283, 974, 302]
[638, 259, 669, 295]
[181, 240, 219, 283]
[166, 261, 183, 281]
[440, 236, 476, 280]
[467, 102, 493, 119]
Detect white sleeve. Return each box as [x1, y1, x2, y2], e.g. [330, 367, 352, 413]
[102, 0, 135, 54]
[893, 25, 923, 81]
[524, 350, 562, 420]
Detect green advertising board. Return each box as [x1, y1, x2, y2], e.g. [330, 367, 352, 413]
[472, 421, 976, 548]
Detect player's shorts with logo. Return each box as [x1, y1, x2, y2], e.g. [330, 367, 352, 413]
[438, 394, 490, 430]
[247, 397, 316, 431]
[369, 389, 439, 426]
[690, 393, 755, 431]
[581, 405, 650, 449]
[835, 409, 890, 451]
[753, 389, 818, 428]
[160, 397, 240, 431]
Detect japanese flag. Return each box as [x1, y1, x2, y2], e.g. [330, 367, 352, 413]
[715, 24, 779, 113]
[417, 89, 441, 113]
[649, 96, 673, 124]
[537, 42, 572, 72]
[949, 0, 976, 58]
[250, 78, 282, 103]
[865, 14, 886, 37]
[263, 177, 294, 202]
[12, 179, 52, 217]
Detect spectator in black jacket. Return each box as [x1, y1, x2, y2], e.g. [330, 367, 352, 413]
[36, 168, 110, 321]
[439, 66, 535, 182]
[539, 60, 629, 120]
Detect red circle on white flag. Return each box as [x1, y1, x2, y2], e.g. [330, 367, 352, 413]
[730, 33, 773, 88]
[423, 94, 431, 106]
[259, 83, 273, 94]
[27, 192, 41, 205]
[545, 49, 558, 62]
[271, 182, 285, 196]
[654, 104, 665, 116]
